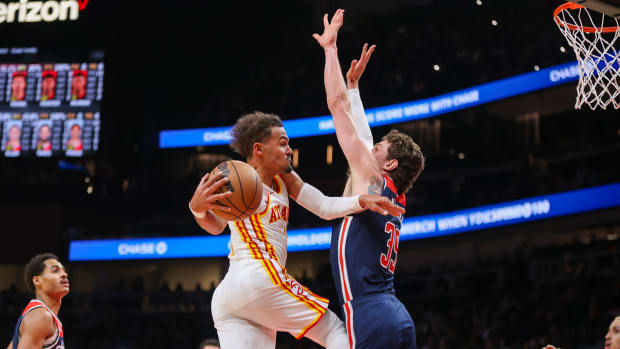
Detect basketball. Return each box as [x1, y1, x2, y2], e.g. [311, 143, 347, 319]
[211, 160, 263, 221]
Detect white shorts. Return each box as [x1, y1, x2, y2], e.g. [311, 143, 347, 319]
[212, 258, 333, 348]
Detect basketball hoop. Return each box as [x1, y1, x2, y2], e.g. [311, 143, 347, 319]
[554, 2, 620, 110]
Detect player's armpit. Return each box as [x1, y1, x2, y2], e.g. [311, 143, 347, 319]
[17, 309, 54, 349]
[367, 175, 383, 195]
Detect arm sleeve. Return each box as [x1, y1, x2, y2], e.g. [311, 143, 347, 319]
[348, 88, 373, 150]
[295, 182, 362, 220]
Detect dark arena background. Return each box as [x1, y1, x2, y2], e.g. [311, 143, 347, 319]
[1, 0, 619, 348]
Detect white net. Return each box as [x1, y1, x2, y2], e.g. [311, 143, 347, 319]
[554, 3, 620, 110]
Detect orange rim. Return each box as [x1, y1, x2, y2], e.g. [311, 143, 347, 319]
[554, 2, 619, 33]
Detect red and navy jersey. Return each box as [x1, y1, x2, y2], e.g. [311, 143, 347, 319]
[12, 300, 65, 349]
[330, 175, 405, 307]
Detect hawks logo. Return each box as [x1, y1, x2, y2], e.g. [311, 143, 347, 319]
[0, 0, 90, 23]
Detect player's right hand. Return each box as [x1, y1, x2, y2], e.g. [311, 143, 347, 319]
[189, 172, 233, 215]
[358, 195, 405, 217]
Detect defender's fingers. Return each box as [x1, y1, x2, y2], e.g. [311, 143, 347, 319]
[323, 13, 329, 27]
[349, 59, 358, 72]
[335, 9, 345, 26]
[383, 201, 405, 215]
[365, 45, 376, 60]
[367, 202, 388, 215]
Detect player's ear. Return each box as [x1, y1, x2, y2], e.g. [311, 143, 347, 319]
[252, 143, 263, 156]
[32, 276, 41, 289]
[383, 159, 398, 171]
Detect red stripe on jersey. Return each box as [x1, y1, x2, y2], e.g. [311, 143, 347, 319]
[382, 174, 406, 206]
[338, 217, 352, 302]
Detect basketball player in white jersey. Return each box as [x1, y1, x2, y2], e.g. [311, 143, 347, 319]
[189, 112, 405, 348]
[7, 253, 68, 349]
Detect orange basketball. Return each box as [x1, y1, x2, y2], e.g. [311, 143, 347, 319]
[211, 160, 263, 221]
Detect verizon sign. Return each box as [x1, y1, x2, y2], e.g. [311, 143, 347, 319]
[0, 0, 89, 23]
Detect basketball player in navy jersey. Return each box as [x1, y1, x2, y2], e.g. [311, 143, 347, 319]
[314, 9, 425, 349]
[7, 253, 68, 349]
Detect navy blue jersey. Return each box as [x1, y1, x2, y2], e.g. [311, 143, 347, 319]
[330, 175, 415, 349]
[330, 174, 405, 307]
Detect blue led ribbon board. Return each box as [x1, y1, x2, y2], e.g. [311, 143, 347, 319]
[68, 182, 620, 261]
[159, 61, 580, 148]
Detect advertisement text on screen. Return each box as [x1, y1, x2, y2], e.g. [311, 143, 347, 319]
[0, 0, 89, 24]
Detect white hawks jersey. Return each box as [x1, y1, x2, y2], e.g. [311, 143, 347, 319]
[228, 174, 290, 266]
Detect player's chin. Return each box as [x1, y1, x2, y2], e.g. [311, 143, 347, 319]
[284, 165, 293, 174]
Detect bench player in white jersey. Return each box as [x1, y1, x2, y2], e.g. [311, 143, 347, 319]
[7, 253, 68, 349]
[189, 111, 405, 349]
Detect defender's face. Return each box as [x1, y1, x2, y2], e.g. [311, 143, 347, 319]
[262, 127, 293, 174]
[372, 140, 390, 169]
[35, 259, 69, 297]
[606, 317, 620, 349]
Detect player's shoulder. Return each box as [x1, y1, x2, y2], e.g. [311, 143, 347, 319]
[20, 307, 55, 336]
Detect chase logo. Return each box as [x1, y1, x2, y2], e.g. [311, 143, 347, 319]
[0, 0, 90, 24]
[155, 241, 168, 255]
[118, 241, 168, 256]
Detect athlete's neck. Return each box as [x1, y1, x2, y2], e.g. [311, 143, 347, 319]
[35, 293, 62, 315]
[247, 158, 277, 187]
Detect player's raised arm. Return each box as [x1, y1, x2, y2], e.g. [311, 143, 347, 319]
[188, 172, 232, 235]
[279, 171, 404, 219]
[347, 43, 376, 150]
[313, 10, 382, 192]
[343, 43, 376, 196]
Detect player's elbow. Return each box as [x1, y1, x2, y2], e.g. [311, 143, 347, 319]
[327, 93, 349, 111]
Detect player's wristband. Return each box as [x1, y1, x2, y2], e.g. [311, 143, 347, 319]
[189, 202, 206, 218]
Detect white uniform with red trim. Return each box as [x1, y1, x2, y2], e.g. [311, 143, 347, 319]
[212, 175, 348, 349]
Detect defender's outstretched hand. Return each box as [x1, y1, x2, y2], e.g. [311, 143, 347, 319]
[312, 9, 344, 49]
[346, 43, 376, 89]
[359, 195, 405, 217]
[189, 172, 233, 215]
